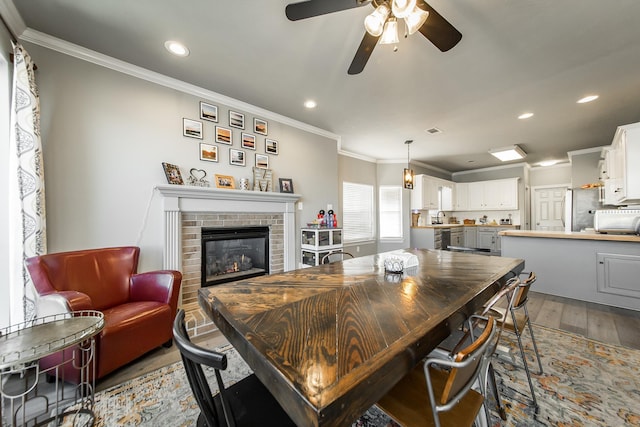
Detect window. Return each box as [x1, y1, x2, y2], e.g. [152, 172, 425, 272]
[342, 182, 374, 242]
[379, 186, 402, 239]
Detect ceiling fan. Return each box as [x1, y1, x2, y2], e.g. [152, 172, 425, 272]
[285, 0, 462, 75]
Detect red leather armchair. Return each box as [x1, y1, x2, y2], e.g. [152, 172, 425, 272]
[26, 246, 182, 382]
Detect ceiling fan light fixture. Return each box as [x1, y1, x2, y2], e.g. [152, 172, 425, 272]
[364, 4, 390, 37]
[404, 8, 429, 35]
[391, 0, 417, 18]
[379, 18, 400, 45]
[489, 145, 527, 162]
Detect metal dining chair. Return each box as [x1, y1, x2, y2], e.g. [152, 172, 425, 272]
[430, 276, 521, 423]
[489, 271, 543, 410]
[173, 309, 296, 427]
[321, 250, 354, 264]
[377, 316, 497, 427]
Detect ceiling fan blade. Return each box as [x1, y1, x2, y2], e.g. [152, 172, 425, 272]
[417, 1, 462, 52]
[348, 32, 379, 75]
[286, 0, 369, 21]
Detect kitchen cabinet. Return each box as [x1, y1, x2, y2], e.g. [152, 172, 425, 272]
[411, 175, 439, 210]
[451, 228, 463, 247]
[596, 252, 640, 300]
[411, 175, 456, 212]
[476, 226, 512, 252]
[464, 226, 477, 248]
[410, 227, 442, 249]
[466, 178, 518, 211]
[604, 122, 640, 205]
[476, 227, 497, 251]
[454, 183, 468, 210]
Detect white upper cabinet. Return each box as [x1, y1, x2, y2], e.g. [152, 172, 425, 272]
[411, 175, 439, 210]
[606, 122, 640, 205]
[411, 175, 456, 211]
[465, 178, 518, 211]
[454, 182, 469, 210]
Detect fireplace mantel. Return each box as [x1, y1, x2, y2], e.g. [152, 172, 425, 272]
[156, 184, 300, 274]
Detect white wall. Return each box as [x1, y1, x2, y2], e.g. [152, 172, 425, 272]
[24, 42, 339, 272]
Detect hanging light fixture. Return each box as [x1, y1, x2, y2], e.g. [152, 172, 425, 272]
[403, 140, 414, 189]
[365, 0, 430, 44]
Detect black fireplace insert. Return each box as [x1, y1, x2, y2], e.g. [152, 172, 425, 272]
[201, 226, 269, 287]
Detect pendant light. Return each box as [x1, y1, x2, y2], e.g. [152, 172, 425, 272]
[403, 140, 414, 189]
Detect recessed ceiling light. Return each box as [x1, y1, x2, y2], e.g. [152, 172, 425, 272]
[577, 95, 599, 104]
[518, 112, 534, 120]
[538, 160, 559, 167]
[303, 100, 317, 109]
[164, 40, 190, 57]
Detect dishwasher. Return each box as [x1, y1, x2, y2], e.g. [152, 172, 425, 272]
[440, 228, 451, 250]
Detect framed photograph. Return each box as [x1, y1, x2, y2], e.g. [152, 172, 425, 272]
[200, 102, 218, 122]
[265, 138, 279, 155]
[229, 148, 246, 166]
[199, 143, 218, 162]
[215, 174, 235, 189]
[229, 110, 245, 129]
[254, 118, 268, 136]
[255, 153, 269, 169]
[183, 118, 203, 139]
[279, 178, 294, 193]
[162, 162, 184, 185]
[241, 133, 256, 150]
[215, 126, 232, 144]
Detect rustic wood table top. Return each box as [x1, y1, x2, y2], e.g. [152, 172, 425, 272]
[198, 248, 524, 427]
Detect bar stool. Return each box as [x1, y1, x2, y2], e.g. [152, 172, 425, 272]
[490, 271, 542, 410]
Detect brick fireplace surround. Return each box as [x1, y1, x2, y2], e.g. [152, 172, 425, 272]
[157, 185, 299, 336]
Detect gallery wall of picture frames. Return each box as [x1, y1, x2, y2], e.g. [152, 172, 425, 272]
[168, 100, 290, 192]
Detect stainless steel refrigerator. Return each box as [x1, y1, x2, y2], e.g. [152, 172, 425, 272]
[564, 188, 602, 232]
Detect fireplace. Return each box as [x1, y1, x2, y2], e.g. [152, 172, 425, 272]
[201, 226, 270, 287]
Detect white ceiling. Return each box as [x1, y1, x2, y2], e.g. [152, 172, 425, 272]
[5, 0, 640, 172]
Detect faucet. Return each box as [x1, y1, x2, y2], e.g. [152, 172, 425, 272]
[436, 211, 445, 224]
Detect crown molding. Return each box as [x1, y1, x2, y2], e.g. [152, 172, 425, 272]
[452, 162, 527, 177]
[337, 149, 377, 163]
[0, 0, 26, 38]
[567, 146, 606, 158]
[18, 28, 340, 143]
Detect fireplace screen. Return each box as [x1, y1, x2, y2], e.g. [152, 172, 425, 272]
[201, 226, 269, 287]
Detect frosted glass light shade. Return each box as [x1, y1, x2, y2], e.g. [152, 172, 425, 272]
[379, 18, 400, 45]
[364, 4, 391, 37]
[405, 8, 429, 34]
[392, 0, 417, 18]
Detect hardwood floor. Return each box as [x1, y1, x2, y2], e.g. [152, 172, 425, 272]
[95, 291, 640, 392]
[526, 291, 640, 350]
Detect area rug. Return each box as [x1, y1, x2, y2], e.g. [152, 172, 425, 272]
[82, 326, 640, 426]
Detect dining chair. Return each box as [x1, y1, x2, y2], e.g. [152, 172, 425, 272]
[376, 315, 496, 427]
[489, 271, 543, 410]
[431, 276, 521, 423]
[321, 250, 354, 264]
[173, 309, 296, 427]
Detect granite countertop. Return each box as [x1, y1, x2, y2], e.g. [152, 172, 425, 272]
[500, 229, 640, 242]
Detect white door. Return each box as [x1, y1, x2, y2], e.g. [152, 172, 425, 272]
[533, 186, 567, 231]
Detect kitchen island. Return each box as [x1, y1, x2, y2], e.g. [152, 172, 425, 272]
[500, 230, 640, 311]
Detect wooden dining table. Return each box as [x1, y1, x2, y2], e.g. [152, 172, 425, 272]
[198, 248, 524, 427]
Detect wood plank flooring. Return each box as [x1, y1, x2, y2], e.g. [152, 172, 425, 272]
[95, 291, 640, 392]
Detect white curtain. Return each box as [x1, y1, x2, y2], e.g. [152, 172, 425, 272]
[9, 42, 46, 324]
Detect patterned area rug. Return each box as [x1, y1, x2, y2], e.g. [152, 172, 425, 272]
[83, 326, 640, 426]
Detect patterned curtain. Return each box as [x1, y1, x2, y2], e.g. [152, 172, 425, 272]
[9, 42, 46, 324]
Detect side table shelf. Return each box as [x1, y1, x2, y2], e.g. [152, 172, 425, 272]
[1, 311, 104, 427]
[301, 228, 343, 267]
